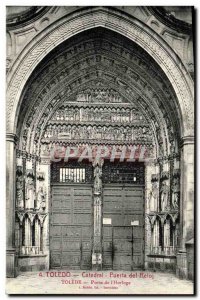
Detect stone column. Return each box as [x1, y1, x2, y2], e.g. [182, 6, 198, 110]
[176, 136, 194, 279]
[6, 133, 17, 277]
[92, 158, 103, 270]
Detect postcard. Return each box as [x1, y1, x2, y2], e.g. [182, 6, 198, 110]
[6, 5, 195, 295]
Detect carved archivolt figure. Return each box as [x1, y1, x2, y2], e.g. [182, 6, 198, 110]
[37, 186, 46, 211]
[161, 181, 169, 211]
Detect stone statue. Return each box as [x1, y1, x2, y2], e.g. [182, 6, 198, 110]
[16, 175, 23, 209]
[149, 182, 159, 211]
[172, 193, 179, 210]
[93, 157, 104, 195]
[37, 186, 46, 211]
[172, 178, 179, 210]
[25, 177, 35, 209]
[160, 181, 169, 211]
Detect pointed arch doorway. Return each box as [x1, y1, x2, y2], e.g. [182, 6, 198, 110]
[13, 26, 184, 274]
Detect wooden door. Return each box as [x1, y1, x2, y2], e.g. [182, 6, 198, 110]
[113, 226, 133, 270]
[50, 184, 93, 269]
[102, 185, 144, 270]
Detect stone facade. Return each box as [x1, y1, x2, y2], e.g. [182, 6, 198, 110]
[6, 6, 194, 281]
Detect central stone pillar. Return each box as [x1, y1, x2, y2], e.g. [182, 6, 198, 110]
[92, 158, 104, 270]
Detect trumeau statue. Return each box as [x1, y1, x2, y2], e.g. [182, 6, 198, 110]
[93, 157, 104, 195]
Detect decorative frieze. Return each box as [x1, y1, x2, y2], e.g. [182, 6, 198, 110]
[50, 104, 147, 124]
[42, 123, 153, 144]
[76, 89, 126, 103]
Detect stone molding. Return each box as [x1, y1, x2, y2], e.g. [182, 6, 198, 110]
[6, 133, 18, 144]
[180, 135, 194, 147]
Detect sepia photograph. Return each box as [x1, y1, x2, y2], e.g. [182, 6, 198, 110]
[5, 5, 195, 295]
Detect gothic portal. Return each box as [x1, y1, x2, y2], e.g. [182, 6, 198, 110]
[6, 7, 194, 279]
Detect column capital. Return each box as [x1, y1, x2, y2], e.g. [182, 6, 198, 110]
[180, 136, 194, 147]
[6, 133, 18, 144]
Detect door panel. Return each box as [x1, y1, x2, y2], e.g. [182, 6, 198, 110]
[102, 185, 144, 270]
[50, 185, 92, 269]
[102, 226, 113, 270]
[132, 226, 144, 269]
[113, 227, 133, 270]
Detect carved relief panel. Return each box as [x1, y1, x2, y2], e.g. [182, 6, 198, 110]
[41, 92, 155, 151]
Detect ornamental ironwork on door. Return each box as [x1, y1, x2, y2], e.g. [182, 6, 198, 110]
[102, 161, 145, 184]
[51, 161, 93, 183]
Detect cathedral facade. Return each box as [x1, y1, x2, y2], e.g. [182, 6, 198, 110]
[6, 6, 194, 280]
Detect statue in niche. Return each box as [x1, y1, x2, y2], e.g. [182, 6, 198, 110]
[149, 182, 159, 211]
[37, 186, 46, 211]
[160, 181, 170, 211]
[171, 177, 179, 210]
[25, 177, 35, 209]
[16, 175, 23, 209]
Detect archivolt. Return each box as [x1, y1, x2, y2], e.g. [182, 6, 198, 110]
[17, 29, 177, 158]
[7, 7, 194, 137]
